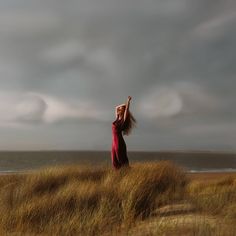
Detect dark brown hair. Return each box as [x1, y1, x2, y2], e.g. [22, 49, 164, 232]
[121, 107, 137, 136]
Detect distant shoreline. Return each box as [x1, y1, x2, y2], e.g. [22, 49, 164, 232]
[0, 150, 235, 154]
[188, 171, 236, 181]
[1, 169, 236, 176]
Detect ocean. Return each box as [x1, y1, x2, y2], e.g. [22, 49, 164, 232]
[0, 150, 235, 174]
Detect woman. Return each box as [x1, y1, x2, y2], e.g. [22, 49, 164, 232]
[111, 96, 137, 170]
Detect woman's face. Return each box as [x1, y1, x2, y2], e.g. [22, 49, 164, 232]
[118, 106, 125, 116]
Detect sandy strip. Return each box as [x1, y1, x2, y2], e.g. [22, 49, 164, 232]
[187, 172, 236, 181]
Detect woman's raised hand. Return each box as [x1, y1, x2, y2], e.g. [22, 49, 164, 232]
[128, 96, 132, 102]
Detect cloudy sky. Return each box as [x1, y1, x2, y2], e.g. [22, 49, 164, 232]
[0, 0, 235, 151]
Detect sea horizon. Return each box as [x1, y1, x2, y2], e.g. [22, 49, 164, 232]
[0, 150, 235, 174]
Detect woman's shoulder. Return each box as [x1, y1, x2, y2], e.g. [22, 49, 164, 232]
[112, 117, 119, 125]
[113, 116, 118, 122]
[113, 118, 122, 125]
[113, 117, 127, 126]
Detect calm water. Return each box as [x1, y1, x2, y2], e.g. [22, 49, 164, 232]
[0, 151, 235, 173]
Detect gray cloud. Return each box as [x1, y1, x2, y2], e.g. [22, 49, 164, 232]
[137, 81, 222, 121]
[16, 93, 47, 123]
[0, 0, 235, 150]
[0, 91, 108, 128]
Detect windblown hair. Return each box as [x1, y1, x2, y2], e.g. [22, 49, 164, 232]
[121, 107, 137, 136]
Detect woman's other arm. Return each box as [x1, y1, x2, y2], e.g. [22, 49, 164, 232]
[115, 103, 126, 118]
[115, 107, 118, 118]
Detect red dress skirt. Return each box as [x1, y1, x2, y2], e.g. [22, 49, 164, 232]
[111, 117, 129, 169]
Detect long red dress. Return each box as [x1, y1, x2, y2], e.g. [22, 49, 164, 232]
[111, 117, 129, 169]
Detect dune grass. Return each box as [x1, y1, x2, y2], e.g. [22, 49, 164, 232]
[0, 161, 235, 235]
[187, 175, 236, 218]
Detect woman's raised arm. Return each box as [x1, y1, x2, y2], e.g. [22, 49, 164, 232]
[123, 96, 132, 122]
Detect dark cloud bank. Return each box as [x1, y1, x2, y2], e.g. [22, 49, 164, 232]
[0, 0, 235, 151]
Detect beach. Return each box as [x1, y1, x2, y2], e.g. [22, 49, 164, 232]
[188, 171, 236, 181]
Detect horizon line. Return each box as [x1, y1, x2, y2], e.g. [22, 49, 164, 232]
[0, 149, 235, 154]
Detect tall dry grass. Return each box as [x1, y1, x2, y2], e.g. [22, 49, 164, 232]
[0, 161, 188, 235]
[187, 175, 236, 217]
[0, 161, 236, 235]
